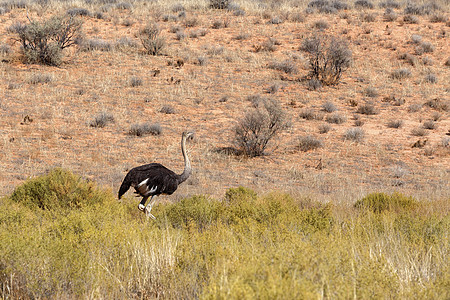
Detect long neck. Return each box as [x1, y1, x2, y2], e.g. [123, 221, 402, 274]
[178, 135, 191, 184]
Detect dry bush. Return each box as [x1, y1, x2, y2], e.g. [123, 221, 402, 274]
[357, 102, 378, 115]
[390, 68, 411, 80]
[318, 123, 332, 134]
[403, 15, 419, 24]
[424, 73, 437, 84]
[422, 120, 436, 130]
[344, 127, 364, 142]
[159, 105, 176, 114]
[209, 0, 230, 9]
[300, 109, 323, 121]
[267, 59, 298, 74]
[379, 0, 400, 9]
[297, 135, 323, 152]
[354, 0, 374, 9]
[90, 112, 115, 128]
[139, 22, 165, 55]
[387, 119, 403, 129]
[322, 101, 337, 113]
[129, 123, 162, 136]
[11, 15, 82, 66]
[411, 127, 427, 137]
[301, 34, 352, 85]
[129, 76, 143, 87]
[326, 112, 347, 124]
[28, 73, 53, 84]
[80, 38, 113, 51]
[67, 8, 90, 17]
[234, 98, 290, 157]
[383, 8, 397, 21]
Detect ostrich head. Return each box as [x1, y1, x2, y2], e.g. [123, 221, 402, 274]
[182, 131, 195, 141]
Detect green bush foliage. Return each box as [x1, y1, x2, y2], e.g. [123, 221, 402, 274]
[354, 192, 418, 213]
[10, 168, 108, 211]
[1, 171, 448, 299]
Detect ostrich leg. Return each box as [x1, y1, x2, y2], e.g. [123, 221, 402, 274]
[138, 196, 149, 211]
[145, 195, 158, 220]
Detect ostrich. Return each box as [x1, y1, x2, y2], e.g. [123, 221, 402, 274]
[118, 131, 194, 219]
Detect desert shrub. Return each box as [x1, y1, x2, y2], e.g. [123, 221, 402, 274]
[234, 98, 289, 157]
[387, 119, 403, 128]
[422, 120, 436, 130]
[364, 87, 378, 98]
[379, 0, 400, 9]
[424, 73, 437, 84]
[67, 8, 90, 16]
[10, 168, 107, 211]
[326, 112, 346, 124]
[159, 105, 176, 114]
[399, 53, 417, 66]
[28, 72, 53, 84]
[410, 34, 422, 44]
[313, 20, 329, 29]
[307, 78, 322, 90]
[139, 22, 165, 55]
[0, 43, 11, 54]
[115, 2, 132, 10]
[297, 135, 323, 152]
[424, 99, 449, 112]
[300, 109, 323, 120]
[129, 123, 162, 136]
[362, 13, 376, 22]
[129, 76, 142, 87]
[267, 59, 298, 74]
[411, 127, 427, 136]
[404, 3, 439, 15]
[322, 101, 337, 112]
[417, 41, 434, 54]
[383, 8, 397, 21]
[357, 102, 378, 115]
[209, 0, 230, 9]
[80, 38, 113, 51]
[11, 15, 82, 66]
[344, 127, 364, 142]
[422, 56, 433, 66]
[301, 34, 352, 85]
[408, 103, 422, 112]
[115, 36, 138, 49]
[354, 0, 373, 9]
[354, 192, 418, 213]
[269, 16, 283, 24]
[89, 112, 114, 128]
[403, 15, 419, 24]
[318, 123, 332, 134]
[390, 68, 411, 80]
[429, 14, 447, 23]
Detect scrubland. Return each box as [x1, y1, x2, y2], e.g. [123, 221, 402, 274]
[0, 169, 448, 299]
[0, 0, 449, 298]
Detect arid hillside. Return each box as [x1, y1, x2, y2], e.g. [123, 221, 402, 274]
[0, 0, 449, 203]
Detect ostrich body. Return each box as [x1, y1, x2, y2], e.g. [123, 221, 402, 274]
[118, 131, 193, 219]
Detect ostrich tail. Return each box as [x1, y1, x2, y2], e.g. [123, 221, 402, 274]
[118, 178, 131, 199]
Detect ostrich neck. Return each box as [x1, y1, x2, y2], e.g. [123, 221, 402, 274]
[178, 136, 191, 184]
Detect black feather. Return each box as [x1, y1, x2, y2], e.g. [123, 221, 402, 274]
[118, 163, 180, 199]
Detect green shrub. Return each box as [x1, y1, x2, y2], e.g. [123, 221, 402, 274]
[160, 195, 223, 229]
[12, 15, 82, 66]
[10, 168, 107, 211]
[354, 192, 418, 213]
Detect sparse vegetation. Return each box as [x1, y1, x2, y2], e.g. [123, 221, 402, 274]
[357, 102, 378, 115]
[322, 101, 337, 112]
[235, 98, 289, 157]
[90, 112, 114, 128]
[12, 15, 82, 65]
[344, 127, 364, 142]
[267, 59, 297, 74]
[326, 112, 347, 124]
[139, 22, 165, 55]
[390, 68, 411, 80]
[387, 119, 403, 128]
[297, 135, 323, 152]
[129, 123, 162, 136]
[301, 34, 352, 85]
